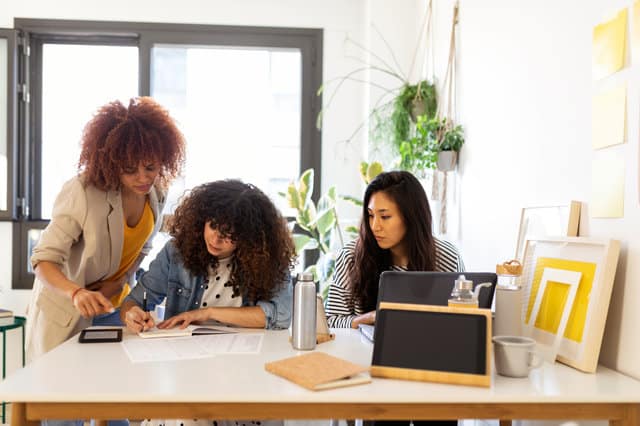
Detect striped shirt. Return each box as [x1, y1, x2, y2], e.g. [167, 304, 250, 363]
[325, 238, 465, 328]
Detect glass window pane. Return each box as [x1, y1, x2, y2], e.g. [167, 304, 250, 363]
[151, 45, 302, 215]
[0, 37, 7, 211]
[40, 44, 138, 218]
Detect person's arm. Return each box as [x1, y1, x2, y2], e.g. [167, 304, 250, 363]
[158, 306, 266, 329]
[120, 241, 174, 332]
[31, 178, 114, 318]
[255, 274, 293, 329]
[34, 261, 114, 318]
[325, 242, 360, 328]
[350, 310, 376, 328]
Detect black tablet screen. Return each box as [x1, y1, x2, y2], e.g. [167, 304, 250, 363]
[372, 308, 487, 375]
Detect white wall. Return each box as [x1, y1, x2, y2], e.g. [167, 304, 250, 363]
[0, 0, 423, 313]
[454, 0, 640, 379]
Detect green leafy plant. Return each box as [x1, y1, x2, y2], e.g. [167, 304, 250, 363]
[281, 163, 383, 298]
[315, 26, 438, 155]
[281, 169, 342, 297]
[398, 115, 465, 174]
[369, 81, 438, 151]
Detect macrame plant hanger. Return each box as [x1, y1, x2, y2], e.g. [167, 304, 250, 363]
[433, 1, 459, 235]
[410, 0, 434, 125]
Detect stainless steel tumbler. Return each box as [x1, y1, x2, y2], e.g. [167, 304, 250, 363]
[292, 272, 317, 350]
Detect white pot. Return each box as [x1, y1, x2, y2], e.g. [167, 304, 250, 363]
[437, 150, 457, 172]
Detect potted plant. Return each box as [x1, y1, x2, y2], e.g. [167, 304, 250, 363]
[281, 163, 383, 298]
[434, 118, 464, 172]
[281, 169, 343, 297]
[398, 115, 464, 175]
[316, 7, 439, 154]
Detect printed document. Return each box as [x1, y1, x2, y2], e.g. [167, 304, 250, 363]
[121, 332, 264, 363]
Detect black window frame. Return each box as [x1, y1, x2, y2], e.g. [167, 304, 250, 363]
[0, 29, 18, 221]
[8, 18, 323, 289]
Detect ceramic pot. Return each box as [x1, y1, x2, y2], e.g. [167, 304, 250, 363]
[436, 150, 457, 171]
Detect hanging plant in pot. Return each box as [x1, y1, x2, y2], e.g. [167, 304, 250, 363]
[434, 118, 464, 172]
[397, 115, 464, 175]
[316, 0, 439, 156]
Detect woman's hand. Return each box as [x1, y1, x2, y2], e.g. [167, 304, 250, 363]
[86, 277, 125, 299]
[72, 289, 115, 318]
[351, 310, 376, 329]
[122, 304, 155, 333]
[158, 308, 211, 329]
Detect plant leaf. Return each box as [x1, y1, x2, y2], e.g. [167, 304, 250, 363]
[298, 169, 314, 208]
[366, 161, 383, 183]
[316, 208, 336, 237]
[339, 194, 363, 207]
[286, 184, 300, 210]
[359, 161, 369, 183]
[292, 234, 318, 253]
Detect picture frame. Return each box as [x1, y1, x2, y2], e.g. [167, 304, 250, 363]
[515, 201, 581, 261]
[524, 267, 581, 363]
[518, 237, 620, 373]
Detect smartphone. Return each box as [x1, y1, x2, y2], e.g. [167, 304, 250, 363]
[78, 328, 123, 343]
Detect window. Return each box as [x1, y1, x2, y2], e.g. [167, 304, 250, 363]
[0, 29, 17, 220]
[6, 20, 322, 289]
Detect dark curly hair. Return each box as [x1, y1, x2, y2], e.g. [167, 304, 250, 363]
[350, 171, 436, 311]
[78, 97, 186, 191]
[170, 180, 296, 303]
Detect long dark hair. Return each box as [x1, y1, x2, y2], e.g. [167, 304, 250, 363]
[170, 180, 296, 303]
[350, 171, 436, 311]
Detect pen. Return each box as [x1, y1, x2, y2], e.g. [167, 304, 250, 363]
[143, 291, 147, 312]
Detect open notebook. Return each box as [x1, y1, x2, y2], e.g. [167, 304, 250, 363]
[139, 325, 236, 339]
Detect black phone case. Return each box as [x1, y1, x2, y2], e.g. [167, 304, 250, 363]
[78, 328, 123, 343]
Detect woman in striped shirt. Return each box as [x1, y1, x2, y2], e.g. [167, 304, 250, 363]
[326, 170, 465, 329]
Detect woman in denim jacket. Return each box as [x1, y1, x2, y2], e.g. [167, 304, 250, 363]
[120, 179, 295, 331]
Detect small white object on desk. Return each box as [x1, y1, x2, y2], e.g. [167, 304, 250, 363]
[0, 308, 14, 327]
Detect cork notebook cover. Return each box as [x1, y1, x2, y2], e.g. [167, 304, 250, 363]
[265, 351, 371, 391]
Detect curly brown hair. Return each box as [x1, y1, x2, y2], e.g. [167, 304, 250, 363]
[170, 180, 296, 303]
[78, 97, 185, 191]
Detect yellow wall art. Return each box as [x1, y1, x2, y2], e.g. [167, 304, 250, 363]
[525, 257, 597, 343]
[592, 85, 626, 149]
[591, 149, 625, 218]
[592, 8, 627, 80]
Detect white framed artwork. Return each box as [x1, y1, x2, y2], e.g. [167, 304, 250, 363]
[518, 237, 620, 373]
[515, 201, 581, 261]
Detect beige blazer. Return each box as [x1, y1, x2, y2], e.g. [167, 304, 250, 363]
[25, 176, 166, 362]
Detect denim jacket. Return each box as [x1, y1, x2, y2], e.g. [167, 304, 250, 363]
[125, 240, 292, 329]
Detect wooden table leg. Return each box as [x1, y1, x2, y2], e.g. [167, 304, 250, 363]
[10, 403, 39, 426]
[499, 421, 512, 426]
[95, 420, 108, 426]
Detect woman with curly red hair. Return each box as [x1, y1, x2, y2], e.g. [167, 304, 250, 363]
[120, 179, 295, 333]
[26, 97, 185, 362]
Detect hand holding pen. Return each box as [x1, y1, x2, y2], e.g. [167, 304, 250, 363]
[123, 290, 155, 333]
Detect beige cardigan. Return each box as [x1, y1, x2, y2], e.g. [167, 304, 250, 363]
[25, 176, 166, 362]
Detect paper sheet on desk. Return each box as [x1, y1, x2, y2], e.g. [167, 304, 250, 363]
[121, 333, 264, 363]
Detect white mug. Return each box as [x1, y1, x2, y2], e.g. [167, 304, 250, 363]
[493, 335, 543, 378]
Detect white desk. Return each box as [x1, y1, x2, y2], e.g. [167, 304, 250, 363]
[1, 328, 640, 426]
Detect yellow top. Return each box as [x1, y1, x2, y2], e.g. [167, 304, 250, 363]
[108, 201, 154, 307]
